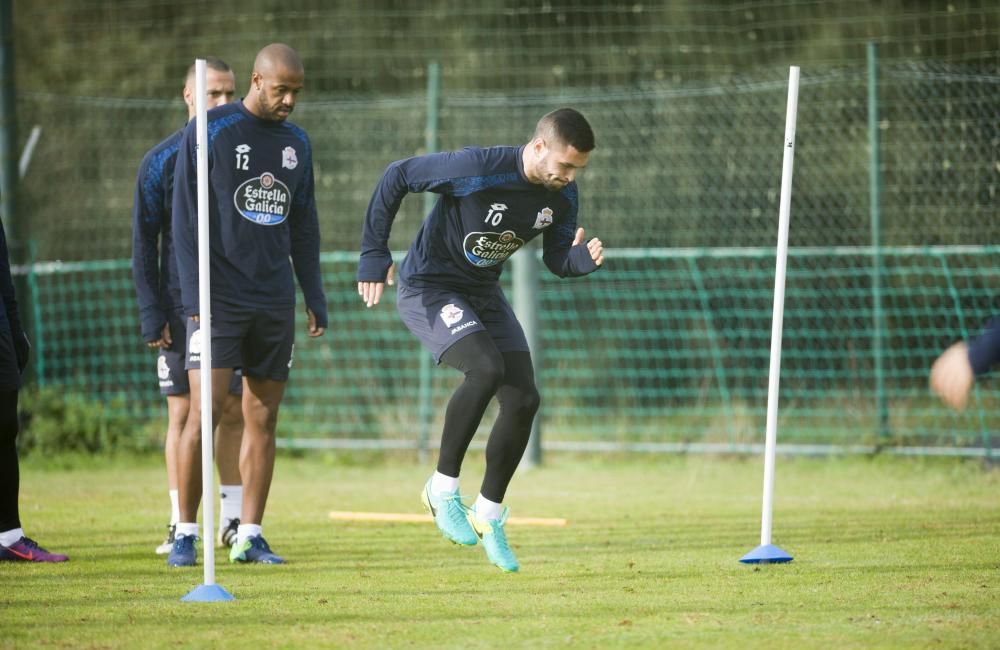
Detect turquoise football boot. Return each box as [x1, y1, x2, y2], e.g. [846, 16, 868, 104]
[420, 478, 478, 546]
[467, 506, 519, 573]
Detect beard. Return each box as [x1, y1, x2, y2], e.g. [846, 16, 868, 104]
[259, 89, 291, 121]
[541, 175, 567, 191]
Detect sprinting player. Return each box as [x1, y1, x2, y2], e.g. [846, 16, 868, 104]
[357, 108, 604, 572]
[0, 217, 67, 562]
[170, 43, 327, 567]
[930, 316, 1000, 410]
[132, 57, 245, 557]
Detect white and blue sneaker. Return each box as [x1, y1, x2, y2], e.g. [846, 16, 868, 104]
[166, 534, 197, 567]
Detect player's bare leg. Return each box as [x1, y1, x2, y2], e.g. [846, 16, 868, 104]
[214, 390, 244, 546]
[229, 375, 285, 564]
[215, 393, 243, 485]
[238, 376, 283, 525]
[169, 367, 235, 567]
[156, 393, 188, 554]
[164, 394, 189, 493]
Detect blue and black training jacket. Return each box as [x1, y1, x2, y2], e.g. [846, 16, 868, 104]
[357, 145, 599, 294]
[172, 100, 327, 326]
[132, 127, 184, 342]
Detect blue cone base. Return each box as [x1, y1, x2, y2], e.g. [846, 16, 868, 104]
[181, 584, 235, 602]
[740, 543, 793, 564]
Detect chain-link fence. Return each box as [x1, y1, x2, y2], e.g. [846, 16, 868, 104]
[14, 62, 1000, 259]
[7, 2, 999, 454]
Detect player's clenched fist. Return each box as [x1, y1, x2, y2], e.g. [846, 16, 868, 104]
[929, 341, 974, 411]
[573, 227, 604, 266]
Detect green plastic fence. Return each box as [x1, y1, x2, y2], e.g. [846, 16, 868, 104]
[17, 245, 996, 453]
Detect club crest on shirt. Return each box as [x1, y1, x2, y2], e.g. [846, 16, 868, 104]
[439, 304, 464, 327]
[463, 230, 525, 267]
[282, 146, 298, 170]
[234, 172, 291, 226]
[533, 207, 554, 229]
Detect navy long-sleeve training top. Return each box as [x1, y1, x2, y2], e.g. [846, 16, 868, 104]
[172, 101, 327, 326]
[968, 316, 1000, 376]
[132, 127, 184, 342]
[357, 145, 598, 293]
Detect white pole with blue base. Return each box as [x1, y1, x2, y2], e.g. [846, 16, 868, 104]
[740, 66, 800, 566]
[183, 59, 234, 601]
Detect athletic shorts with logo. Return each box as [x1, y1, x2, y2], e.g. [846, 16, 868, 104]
[158, 310, 242, 396]
[184, 302, 295, 382]
[395, 282, 529, 363]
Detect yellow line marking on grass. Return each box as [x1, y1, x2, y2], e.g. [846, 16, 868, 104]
[328, 511, 568, 526]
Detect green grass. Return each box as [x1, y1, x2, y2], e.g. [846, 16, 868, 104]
[2, 453, 998, 649]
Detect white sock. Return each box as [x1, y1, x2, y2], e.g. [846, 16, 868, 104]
[473, 494, 502, 521]
[0, 527, 24, 546]
[175, 522, 200, 539]
[169, 489, 180, 525]
[219, 485, 242, 527]
[431, 471, 459, 495]
[236, 523, 263, 546]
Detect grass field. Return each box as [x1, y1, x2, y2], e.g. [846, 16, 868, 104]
[2, 452, 998, 649]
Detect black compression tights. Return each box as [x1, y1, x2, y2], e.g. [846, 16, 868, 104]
[0, 390, 20, 532]
[437, 332, 540, 503]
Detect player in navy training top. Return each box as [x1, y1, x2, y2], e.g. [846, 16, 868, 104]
[132, 57, 247, 558]
[171, 44, 327, 567]
[930, 316, 1000, 410]
[358, 108, 604, 572]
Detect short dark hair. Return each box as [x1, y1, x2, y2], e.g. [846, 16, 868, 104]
[185, 56, 232, 85]
[534, 107, 595, 153]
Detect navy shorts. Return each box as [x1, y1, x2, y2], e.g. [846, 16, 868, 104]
[158, 311, 242, 396]
[184, 303, 295, 382]
[396, 283, 528, 363]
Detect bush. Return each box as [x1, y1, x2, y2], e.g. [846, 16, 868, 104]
[17, 386, 156, 456]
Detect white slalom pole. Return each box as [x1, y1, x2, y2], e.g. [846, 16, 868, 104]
[195, 58, 216, 589]
[182, 59, 232, 601]
[761, 65, 799, 545]
[740, 66, 799, 564]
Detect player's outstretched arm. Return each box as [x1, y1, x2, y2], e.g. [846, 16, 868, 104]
[929, 341, 974, 410]
[931, 316, 1000, 410]
[358, 149, 494, 304]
